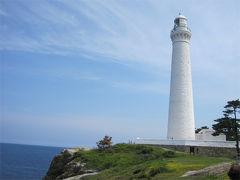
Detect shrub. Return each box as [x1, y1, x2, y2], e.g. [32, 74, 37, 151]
[133, 169, 142, 174]
[136, 145, 153, 154]
[148, 166, 168, 177]
[134, 166, 169, 178]
[163, 150, 175, 158]
[96, 136, 113, 151]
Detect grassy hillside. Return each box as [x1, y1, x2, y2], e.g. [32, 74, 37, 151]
[73, 144, 231, 180]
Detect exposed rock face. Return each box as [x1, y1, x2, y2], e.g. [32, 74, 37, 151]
[43, 147, 93, 180]
[180, 162, 232, 177]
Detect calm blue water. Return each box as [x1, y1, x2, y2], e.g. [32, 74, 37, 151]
[0, 143, 64, 180]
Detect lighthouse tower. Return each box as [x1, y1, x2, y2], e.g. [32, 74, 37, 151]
[167, 13, 195, 140]
[136, 13, 235, 152]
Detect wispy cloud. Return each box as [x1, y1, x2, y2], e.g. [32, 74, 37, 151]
[47, 68, 168, 94]
[3, 63, 168, 94]
[1, 0, 239, 70]
[1, 0, 239, 97]
[47, 69, 103, 81]
[0, 0, 171, 68]
[2, 112, 167, 141]
[112, 81, 168, 94]
[1, 0, 239, 147]
[51, 70, 168, 94]
[45, 68, 169, 94]
[1, 0, 239, 73]
[0, 8, 7, 16]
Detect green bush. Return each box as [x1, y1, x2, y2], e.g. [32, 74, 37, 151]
[132, 165, 169, 178]
[136, 145, 153, 154]
[147, 166, 168, 177]
[163, 150, 175, 158]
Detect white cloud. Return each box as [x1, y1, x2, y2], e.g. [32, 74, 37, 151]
[2, 0, 239, 72]
[0, 0, 171, 68]
[46, 68, 168, 94]
[1, 0, 239, 100]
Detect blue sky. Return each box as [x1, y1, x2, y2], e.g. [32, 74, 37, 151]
[1, 0, 239, 148]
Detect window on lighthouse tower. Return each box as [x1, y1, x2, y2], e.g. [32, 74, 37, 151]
[174, 18, 179, 26]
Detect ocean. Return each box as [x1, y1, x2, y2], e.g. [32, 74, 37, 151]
[0, 143, 65, 180]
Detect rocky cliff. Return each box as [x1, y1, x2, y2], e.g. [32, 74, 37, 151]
[43, 144, 233, 179]
[43, 147, 97, 180]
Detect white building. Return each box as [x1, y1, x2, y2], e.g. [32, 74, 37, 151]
[136, 13, 235, 150]
[195, 129, 226, 141]
[167, 13, 195, 140]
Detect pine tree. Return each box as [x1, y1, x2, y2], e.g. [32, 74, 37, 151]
[212, 99, 240, 157]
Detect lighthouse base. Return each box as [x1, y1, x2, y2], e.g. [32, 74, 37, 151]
[136, 138, 237, 157]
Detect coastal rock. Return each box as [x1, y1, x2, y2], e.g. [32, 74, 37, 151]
[180, 162, 232, 177]
[43, 147, 91, 180]
[56, 162, 85, 179]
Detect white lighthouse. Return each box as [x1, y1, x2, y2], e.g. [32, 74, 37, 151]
[167, 13, 195, 140]
[136, 13, 235, 151]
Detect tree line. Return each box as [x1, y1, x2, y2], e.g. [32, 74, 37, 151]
[196, 99, 240, 157]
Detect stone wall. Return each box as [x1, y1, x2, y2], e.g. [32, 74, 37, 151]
[152, 145, 236, 157]
[136, 138, 236, 148]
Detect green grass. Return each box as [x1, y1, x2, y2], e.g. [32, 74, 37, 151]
[73, 144, 231, 180]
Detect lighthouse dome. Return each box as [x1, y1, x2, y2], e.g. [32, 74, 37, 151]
[177, 13, 186, 19]
[174, 13, 188, 27]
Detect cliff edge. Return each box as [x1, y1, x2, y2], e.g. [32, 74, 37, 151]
[43, 147, 97, 180]
[43, 144, 232, 179]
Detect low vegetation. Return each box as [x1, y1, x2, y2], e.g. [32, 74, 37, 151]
[73, 144, 231, 179]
